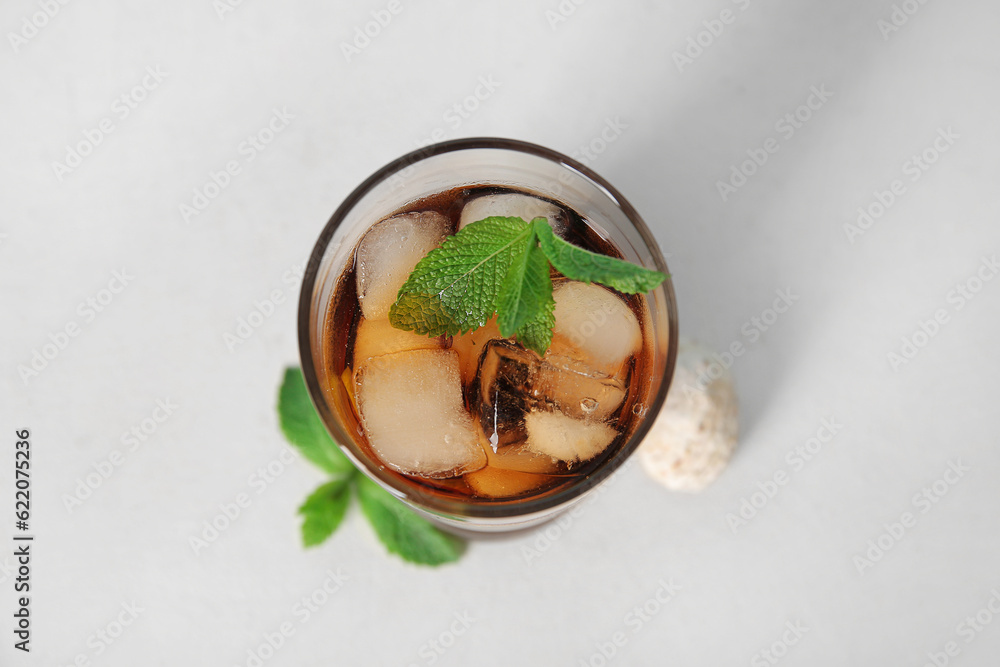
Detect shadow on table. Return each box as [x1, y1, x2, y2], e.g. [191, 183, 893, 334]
[605, 0, 891, 444]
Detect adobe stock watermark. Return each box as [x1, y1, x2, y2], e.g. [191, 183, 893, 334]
[340, 0, 403, 63]
[179, 107, 295, 224]
[56, 601, 145, 667]
[544, 0, 590, 31]
[920, 586, 1000, 667]
[577, 579, 682, 667]
[877, 0, 932, 41]
[886, 253, 997, 371]
[51, 66, 168, 182]
[750, 620, 809, 667]
[843, 126, 959, 244]
[189, 444, 300, 556]
[726, 417, 844, 534]
[235, 568, 350, 667]
[852, 459, 971, 575]
[716, 85, 834, 203]
[17, 268, 134, 385]
[62, 398, 180, 513]
[521, 459, 635, 565]
[560, 279, 626, 349]
[213, 0, 248, 21]
[413, 75, 502, 149]
[386, 77, 503, 195]
[7, 0, 74, 54]
[687, 288, 799, 392]
[570, 117, 628, 168]
[672, 0, 757, 73]
[525, 117, 629, 209]
[224, 258, 306, 352]
[406, 611, 475, 667]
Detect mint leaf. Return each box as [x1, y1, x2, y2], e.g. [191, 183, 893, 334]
[355, 475, 464, 566]
[496, 223, 555, 352]
[514, 302, 555, 357]
[389, 216, 533, 337]
[299, 477, 353, 547]
[389, 214, 668, 357]
[534, 220, 667, 294]
[278, 367, 354, 476]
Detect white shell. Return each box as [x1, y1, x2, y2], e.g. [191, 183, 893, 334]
[637, 339, 739, 492]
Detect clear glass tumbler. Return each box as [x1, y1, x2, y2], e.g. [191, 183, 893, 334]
[298, 138, 678, 533]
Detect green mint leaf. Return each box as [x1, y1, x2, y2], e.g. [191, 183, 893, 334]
[534, 219, 667, 294]
[514, 301, 555, 356]
[355, 475, 464, 566]
[496, 224, 554, 345]
[298, 477, 353, 548]
[389, 216, 532, 337]
[278, 367, 354, 476]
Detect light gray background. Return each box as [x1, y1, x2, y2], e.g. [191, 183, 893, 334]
[2, 0, 998, 665]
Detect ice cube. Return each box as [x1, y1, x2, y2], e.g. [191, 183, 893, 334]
[475, 340, 532, 450]
[353, 317, 443, 365]
[485, 445, 562, 474]
[465, 467, 551, 499]
[475, 340, 626, 455]
[356, 211, 450, 319]
[524, 410, 618, 464]
[538, 352, 627, 421]
[473, 420, 563, 475]
[550, 281, 642, 375]
[459, 193, 569, 235]
[354, 349, 486, 479]
[451, 316, 504, 386]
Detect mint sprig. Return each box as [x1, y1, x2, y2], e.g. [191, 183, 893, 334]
[356, 476, 463, 565]
[298, 477, 352, 547]
[495, 224, 555, 344]
[533, 221, 667, 294]
[388, 216, 534, 337]
[278, 367, 465, 566]
[278, 368, 355, 477]
[389, 216, 666, 355]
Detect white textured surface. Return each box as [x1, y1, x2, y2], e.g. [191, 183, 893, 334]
[2, 1, 999, 665]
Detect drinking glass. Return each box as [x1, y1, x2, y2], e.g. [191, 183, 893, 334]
[298, 138, 678, 533]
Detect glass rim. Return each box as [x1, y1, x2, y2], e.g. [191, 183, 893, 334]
[297, 136, 679, 522]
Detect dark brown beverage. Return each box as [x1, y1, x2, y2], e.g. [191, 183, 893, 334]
[320, 186, 655, 503]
